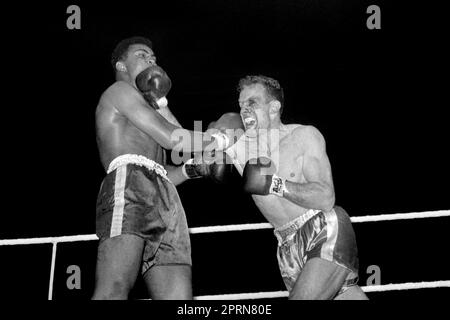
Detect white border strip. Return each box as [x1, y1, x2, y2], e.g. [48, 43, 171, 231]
[1, 210, 449, 245]
[194, 281, 450, 300]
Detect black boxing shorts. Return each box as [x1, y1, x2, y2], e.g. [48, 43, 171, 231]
[274, 206, 359, 297]
[96, 154, 191, 274]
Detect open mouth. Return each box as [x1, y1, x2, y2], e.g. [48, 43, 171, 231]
[244, 117, 256, 126]
[242, 116, 257, 131]
[241, 110, 257, 129]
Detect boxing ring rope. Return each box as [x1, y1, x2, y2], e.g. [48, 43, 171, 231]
[1, 209, 449, 299]
[194, 281, 450, 300]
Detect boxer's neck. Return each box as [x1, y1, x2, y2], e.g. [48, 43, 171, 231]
[268, 116, 283, 130]
[116, 72, 134, 87]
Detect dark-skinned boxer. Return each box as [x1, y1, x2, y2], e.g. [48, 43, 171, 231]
[93, 37, 235, 300]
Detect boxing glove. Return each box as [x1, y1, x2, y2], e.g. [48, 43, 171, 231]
[242, 157, 287, 197]
[135, 65, 172, 109]
[208, 112, 245, 144]
[182, 151, 234, 184]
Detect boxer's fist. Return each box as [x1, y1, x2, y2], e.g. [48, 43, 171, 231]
[136, 65, 172, 109]
[208, 112, 245, 148]
[208, 112, 244, 130]
[183, 151, 233, 184]
[243, 157, 286, 196]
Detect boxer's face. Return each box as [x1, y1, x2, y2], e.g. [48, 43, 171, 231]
[239, 83, 272, 130]
[121, 44, 156, 79]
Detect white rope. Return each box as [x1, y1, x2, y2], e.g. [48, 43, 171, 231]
[361, 281, 450, 292]
[1, 209, 448, 246]
[1, 209, 448, 300]
[195, 291, 288, 300]
[350, 210, 450, 223]
[194, 280, 450, 300]
[0, 234, 99, 246]
[190, 222, 272, 234]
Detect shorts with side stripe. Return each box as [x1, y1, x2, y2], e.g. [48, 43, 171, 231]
[95, 163, 191, 274]
[274, 206, 359, 296]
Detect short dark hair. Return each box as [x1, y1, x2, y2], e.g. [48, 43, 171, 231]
[111, 36, 153, 70]
[238, 75, 285, 115]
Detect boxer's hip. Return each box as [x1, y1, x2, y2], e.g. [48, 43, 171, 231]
[274, 206, 360, 293]
[95, 154, 180, 240]
[273, 208, 322, 244]
[106, 154, 169, 179]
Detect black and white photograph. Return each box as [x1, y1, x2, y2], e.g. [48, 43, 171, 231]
[1, 0, 449, 309]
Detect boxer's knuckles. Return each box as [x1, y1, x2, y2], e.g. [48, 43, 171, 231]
[135, 65, 172, 104]
[208, 112, 245, 146]
[209, 112, 244, 130]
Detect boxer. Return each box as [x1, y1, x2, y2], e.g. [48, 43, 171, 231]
[93, 36, 234, 300]
[222, 75, 368, 299]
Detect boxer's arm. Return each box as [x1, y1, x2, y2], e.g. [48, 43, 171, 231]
[210, 112, 246, 174]
[105, 82, 224, 152]
[157, 104, 182, 127]
[165, 165, 188, 186]
[282, 126, 335, 212]
[163, 113, 245, 185]
[225, 142, 244, 175]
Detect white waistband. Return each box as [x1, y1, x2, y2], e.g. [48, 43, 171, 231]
[273, 209, 322, 244]
[107, 154, 169, 180]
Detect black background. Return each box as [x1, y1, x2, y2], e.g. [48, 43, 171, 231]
[1, 0, 449, 301]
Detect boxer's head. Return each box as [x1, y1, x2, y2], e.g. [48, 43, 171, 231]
[111, 36, 156, 83]
[237, 75, 284, 130]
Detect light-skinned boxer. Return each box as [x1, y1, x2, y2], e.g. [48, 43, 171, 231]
[221, 75, 368, 300]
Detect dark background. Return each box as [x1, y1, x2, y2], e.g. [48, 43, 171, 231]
[1, 0, 449, 300]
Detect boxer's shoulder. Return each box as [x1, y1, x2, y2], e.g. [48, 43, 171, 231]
[279, 124, 325, 154]
[290, 124, 324, 141]
[103, 81, 138, 99]
[292, 125, 326, 155]
[100, 81, 143, 112]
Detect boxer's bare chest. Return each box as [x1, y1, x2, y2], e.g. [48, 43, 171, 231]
[96, 103, 164, 168]
[275, 134, 306, 183]
[230, 125, 310, 226]
[231, 125, 305, 180]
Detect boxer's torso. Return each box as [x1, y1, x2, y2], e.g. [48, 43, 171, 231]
[96, 81, 164, 171]
[228, 124, 312, 228]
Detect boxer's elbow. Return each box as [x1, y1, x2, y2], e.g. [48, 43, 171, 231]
[310, 183, 334, 212]
[159, 135, 177, 150]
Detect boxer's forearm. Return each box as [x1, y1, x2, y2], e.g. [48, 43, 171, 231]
[157, 106, 182, 127]
[152, 110, 240, 153]
[171, 130, 227, 153]
[111, 82, 226, 152]
[283, 180, 335, 212]
[166, 165, 188, 186]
